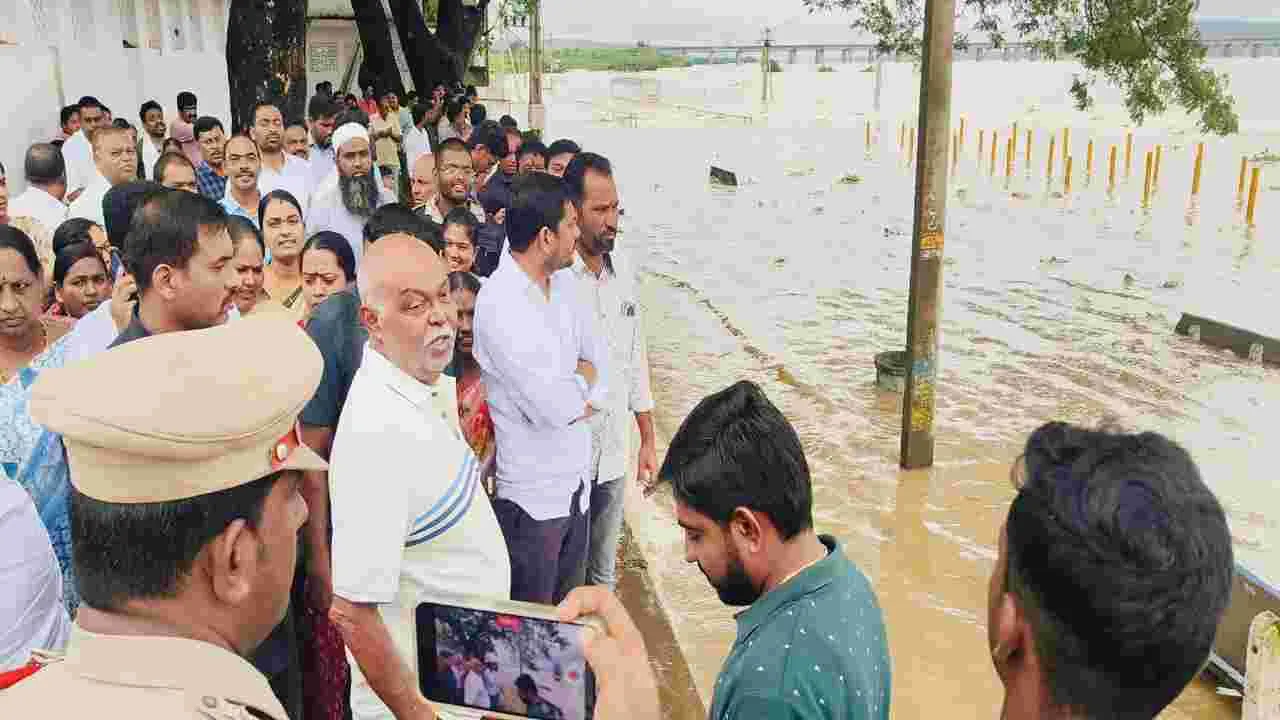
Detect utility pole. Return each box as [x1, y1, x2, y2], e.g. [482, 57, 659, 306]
[528, 0, 544, 133]
[761, 27, 773, 103]
[900, 0, 956, 469]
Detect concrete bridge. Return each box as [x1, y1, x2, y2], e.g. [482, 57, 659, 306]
[653, 36, 1280, 65]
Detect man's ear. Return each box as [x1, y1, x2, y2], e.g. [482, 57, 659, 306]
[992, 591, 1031, 671]
[728, 506, 765, 553]
[204, 518, 256, 606]
[152, 264, 179, 302]
[359, 305, 380, 335]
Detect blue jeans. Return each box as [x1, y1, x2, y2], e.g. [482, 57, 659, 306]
[586, 476, 627, 590]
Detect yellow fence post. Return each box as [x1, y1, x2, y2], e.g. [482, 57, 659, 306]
[1006, 138, 1014, 178]
[1239, 157, 1249, 200]
[1153, 145, 1163, 191]
[1191, 143, 1205, 197]
[1109, 146, 1118, 192]
[990, 130, 998, 175]
[978, 129, 985, 160]
[1062, 128, 1070, 165]
[1087, 139, 1095, 176]
[1142, 151, 1154, 207]
[1012, 121, 1019, 160]
[1125, 132, 1134, 176]
[1247, 167, 1262, 226]
[1065, 156, 1074, 194]
[1047, 134, 1056, 178]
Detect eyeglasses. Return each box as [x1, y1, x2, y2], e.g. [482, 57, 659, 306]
[441, 164, 476, 178]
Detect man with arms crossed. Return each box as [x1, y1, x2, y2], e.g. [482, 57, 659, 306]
[661, 380, 891, 720]
[473, 172, 609, 604]
[564, 153, 656, 591]
[329, 235, 510, 720]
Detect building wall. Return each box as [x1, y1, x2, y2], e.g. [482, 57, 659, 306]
[1, 0, 230, 195]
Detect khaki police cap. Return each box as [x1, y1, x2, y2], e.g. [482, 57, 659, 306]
[29, 314, 328, 503]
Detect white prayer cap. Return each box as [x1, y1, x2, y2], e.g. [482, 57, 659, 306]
[332, 123, 369, 153]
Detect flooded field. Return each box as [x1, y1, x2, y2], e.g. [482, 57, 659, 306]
[504, 58, 1279, 718]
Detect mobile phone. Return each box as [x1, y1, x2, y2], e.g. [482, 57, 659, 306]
[417, 594, 596, 720]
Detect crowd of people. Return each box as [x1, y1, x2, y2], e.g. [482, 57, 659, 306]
[0, 78, 1238, 720]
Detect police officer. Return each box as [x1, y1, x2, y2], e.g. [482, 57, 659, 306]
[0, 315, 326, 719]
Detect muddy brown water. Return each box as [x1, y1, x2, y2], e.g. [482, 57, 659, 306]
[500, 59, 1279, 719]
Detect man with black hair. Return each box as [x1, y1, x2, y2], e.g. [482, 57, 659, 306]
[515, 674, 564, 720]
[109, 190, 238, 345]
[307, 94, 342, 187]
[284, 120, 311, 161]
[473, 172, 608, 604]
[405, 103, 434, 168]
[422, 138, 484, 225]
[54, 105, 80, 147]
[63, 96, 111, 198]
[153, 152, 198, 194]
[9, 144, 68, 235]
[252, 102, 310, 215]
[137, 100, 167, 180]
[1, 313, 326, 720]
[564, 153, 655, 591]
[987, 422, 1233, 720]
[476, 127, 521, 219]
[193, 116, 228, 200]
[469, 120, 506, 186]
[546, 139, 581, 177]
[498, 115, 518, 131]
[170, 90, 201, 165]
[439, 95, 471, 143]
[661, 380, 890, 720]
[517, 141, 549, 175]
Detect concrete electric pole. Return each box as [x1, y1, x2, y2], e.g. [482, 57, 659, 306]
[899, 0, 956, 469]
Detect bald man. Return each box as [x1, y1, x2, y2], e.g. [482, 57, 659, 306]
[328, 235, 510, 720]
[408, 152, 435, 213]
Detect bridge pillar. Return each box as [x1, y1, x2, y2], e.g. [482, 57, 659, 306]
[815, 47, 825, 66]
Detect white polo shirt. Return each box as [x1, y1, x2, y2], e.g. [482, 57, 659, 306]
[258, 153, 313, 217]
[330, 344, 510, 720]
[8, 187, 68, 239]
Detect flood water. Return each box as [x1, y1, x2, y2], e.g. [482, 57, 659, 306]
[502, 58, 1279, 719]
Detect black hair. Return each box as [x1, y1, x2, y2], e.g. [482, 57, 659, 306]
[445, 95, 469, 124]
[258, 189, 304, 228]
[24, 143, 66, 185]
[104, 181, 168, 252]
[126, 190, 228, 293]
[442, 206, 478, 244]
[100, 104, 113, 118]
[344, 93, 358, 104]
[435, 137, 470, 164]
[517, 140, 548, 163]
[226, 215, 265, 254]
[448, 269, 482, 296]
[285, 117, 307, 131]
[498, 115, 518, 130]
[363, 203, 443, 253]
[469, 103, 487, 127]
[308, 95, 341, 122]
[515, 675, 537, 694]
[0, 226, 43, 277]
[78, 96, 105, 112]
[562, 152, 613, 205]
[60, 105, 80, 127]
[660, 380, 813, 540]
[410, 102, 432, 127]
[153, 150, 195, 185]
[1004, 422, 1233, 720]
[252, 101, 281, 123]
[177, 91, 197, 108]
[506, 172, 571, 254]
[334, 107, 370, 129]
[53, 218, 101, 257]
[112, 118, 134, 131]
[70, 473, 280, 612]
[193, 116, 225, 140]
[53, 240, 107, 287]
[465, 85, 478, 98]
[301, 231, 357, 282]
[547, 139, 581, 158]
[468, 121, 507, 159]
[138, 100, 163, 122]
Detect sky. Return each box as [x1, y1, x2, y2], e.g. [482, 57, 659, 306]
[538, 0, 1280, 47]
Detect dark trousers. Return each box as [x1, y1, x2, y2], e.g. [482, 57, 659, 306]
[493, 482, 589, 605]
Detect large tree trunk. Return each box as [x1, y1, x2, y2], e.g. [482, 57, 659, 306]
[353, 0, 490, 94]
[225, 0, 308, 134]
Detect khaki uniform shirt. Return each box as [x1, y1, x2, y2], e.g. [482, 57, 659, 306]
[0, 626, 288, 720]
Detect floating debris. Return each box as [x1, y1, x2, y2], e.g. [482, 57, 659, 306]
[710, 166, 738, 186]
[772, 257, 787, 267]
[1040, 256, 1070, 265]
[838, 173, 863, 185]
[1160, 279, 1183, 289]
[1122, 273, 1137, 286]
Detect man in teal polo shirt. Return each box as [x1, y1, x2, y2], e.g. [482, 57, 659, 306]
[659, 380, 890, 720]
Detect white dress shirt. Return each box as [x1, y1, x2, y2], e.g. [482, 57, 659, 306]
[61, 130, 94, 195]
[66, 169, 110, 226]
[472, 255, 610, 520]
[140, 136, 164, 181]
[8, 186, 68, 237]
[570, 250, 655, 484]
[258, 153, 313, 217]
[306, 178, 396, 268]
[404, 126, 432, 168]
[0, 472, 71, 672]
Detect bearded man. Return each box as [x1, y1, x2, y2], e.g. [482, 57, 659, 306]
[306, 123, 396, 268]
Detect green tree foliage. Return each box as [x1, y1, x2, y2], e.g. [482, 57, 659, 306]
[801, 0, 1239, 135]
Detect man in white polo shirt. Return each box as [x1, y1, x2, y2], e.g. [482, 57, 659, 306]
[329, 234, 509, 720]
[472, 172, 609, 605]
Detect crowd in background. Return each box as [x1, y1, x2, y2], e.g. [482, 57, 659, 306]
[0, 77, 1242, 720]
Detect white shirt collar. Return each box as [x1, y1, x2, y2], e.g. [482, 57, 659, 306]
[360, 341, 450, 409]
